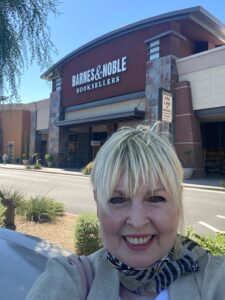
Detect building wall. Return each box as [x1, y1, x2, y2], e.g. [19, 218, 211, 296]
[176, 45, 225, 111]
[25, 98, 49, 131]
[26, 99, 50, 159]
[61, 21, 196, 108]
[36, 100, 49, 131]
[0, 109, 30, 160]
[175, 81, 205, 177]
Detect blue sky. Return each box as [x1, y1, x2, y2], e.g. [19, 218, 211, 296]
[18, 0, 225, 103]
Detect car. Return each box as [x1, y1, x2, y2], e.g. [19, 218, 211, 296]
[0, 228, 72, 300]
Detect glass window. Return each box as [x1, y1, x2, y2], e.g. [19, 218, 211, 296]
[149, 39, 160, 61]
[7, 141, 14, 161]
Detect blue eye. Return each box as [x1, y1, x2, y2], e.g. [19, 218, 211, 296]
[149, 196, 166, 203]
[109, 197, 126, 204]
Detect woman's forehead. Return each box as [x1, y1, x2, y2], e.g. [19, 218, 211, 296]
[114, 175, 164, 193]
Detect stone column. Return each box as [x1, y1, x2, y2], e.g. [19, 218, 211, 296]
[29, 109, 39, 158]
[47, 90, 67, 167]
[145, 55, 178, 126]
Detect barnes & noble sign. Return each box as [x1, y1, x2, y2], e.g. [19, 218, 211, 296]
[72, 56, 127, 94]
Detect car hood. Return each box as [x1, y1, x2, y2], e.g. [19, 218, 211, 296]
[0, 228, 72, 300]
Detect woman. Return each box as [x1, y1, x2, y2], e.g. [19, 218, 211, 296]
[26, 123, 225, 300]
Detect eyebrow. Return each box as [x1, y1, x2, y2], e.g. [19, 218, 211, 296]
[113, 188, 165, 195]
[112, 190, 124, 196]
[151, 188, 165, 193]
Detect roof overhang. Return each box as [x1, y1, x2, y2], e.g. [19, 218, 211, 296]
[41, 6, 225, 81]
[195, 106, 225, 122]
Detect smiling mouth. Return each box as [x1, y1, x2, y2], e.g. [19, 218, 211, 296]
[124, 235, 155, 245]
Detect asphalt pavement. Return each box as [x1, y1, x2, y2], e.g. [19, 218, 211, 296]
[0, 163, 225, 192]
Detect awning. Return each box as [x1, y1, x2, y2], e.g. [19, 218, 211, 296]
[55, 108, 144, 127]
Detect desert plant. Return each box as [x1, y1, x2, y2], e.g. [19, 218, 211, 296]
[0, 187, 24, 230]
[33, 163, 42, 169]
[186, 227, 225, 256]
[81, 162, 93, 175]
[0, 203, 6, 227]
[17, 195, 64, 223]
[75, 212, 101, 255]
[45, 154, 54, 162]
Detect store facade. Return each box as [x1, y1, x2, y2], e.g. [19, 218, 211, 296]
[42, 6, 225, 176]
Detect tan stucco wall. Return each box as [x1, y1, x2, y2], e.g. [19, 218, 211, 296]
[176, 45, 225, 111]
[25, 98, 49, 131]
[0, 110, 30, 159]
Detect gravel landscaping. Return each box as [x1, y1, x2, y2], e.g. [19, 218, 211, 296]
[15, 214, 77, 253]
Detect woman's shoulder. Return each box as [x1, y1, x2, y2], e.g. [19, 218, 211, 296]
[25, 255, 82, 299]
[196, 253, 225, 299]
[198, 252, 225, 274]
[26, 249, 107, 300]
[169, 253, 225, 300]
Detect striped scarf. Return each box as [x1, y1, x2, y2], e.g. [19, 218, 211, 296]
[106, 236, 207, 295]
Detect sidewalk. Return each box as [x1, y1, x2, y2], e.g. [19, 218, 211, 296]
[0, 163, 84, 177]
[183, 177, 225, 192]
[1, 163, 225, 192]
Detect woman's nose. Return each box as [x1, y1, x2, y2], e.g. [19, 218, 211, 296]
[126, 203, 150, 229]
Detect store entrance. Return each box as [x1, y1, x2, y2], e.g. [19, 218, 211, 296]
[68, 134, 78, 168]
[91, 131, 107, 161]
[201, 121, 225, 175]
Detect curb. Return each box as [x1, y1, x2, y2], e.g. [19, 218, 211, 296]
[182, 183, 225, 192]
[0, 165, 88, 177]
[64, 212, 79, 217]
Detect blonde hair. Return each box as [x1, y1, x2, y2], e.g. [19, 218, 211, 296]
[91, 122, 183, 228]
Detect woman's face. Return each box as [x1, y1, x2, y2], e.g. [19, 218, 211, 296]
[96, 176, 179, 269]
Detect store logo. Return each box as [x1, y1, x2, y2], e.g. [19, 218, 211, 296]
[72, 56, 127, 94]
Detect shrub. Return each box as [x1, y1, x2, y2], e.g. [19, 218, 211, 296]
[45, 154, 54, 162]
[186, 227, 225, 255]
[81, 162, 93, 175]
[75, 212, 101, 255]
[220, 181, 225, 188]
[33, 163, 41, 169]
[0, 186, 24, 207]
[17, 195, 64, 223]
[0, 203, 6, 227]
[0, 187, 23, 230]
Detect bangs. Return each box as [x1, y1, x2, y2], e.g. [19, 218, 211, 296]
[113, 137, 160, 198]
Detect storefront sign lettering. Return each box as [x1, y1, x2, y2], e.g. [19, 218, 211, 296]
[72, 56, 127, 94]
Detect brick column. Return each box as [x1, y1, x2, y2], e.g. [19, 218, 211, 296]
[175, 81, 205, 177]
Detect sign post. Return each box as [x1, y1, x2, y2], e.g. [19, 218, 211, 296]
[158, 88, 174, 133]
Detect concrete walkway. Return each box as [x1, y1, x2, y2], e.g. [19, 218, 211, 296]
[0, 163, 225, 192]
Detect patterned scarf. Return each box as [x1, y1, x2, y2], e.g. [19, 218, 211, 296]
[106, 236, 207, 296]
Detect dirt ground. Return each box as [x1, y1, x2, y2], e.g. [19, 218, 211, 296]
[15, 214, 77, 253]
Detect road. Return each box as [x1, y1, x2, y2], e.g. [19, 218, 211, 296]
[0, 168, 225, 235]
[0, 168, 95, 214]
[183, 188, 225, 235]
